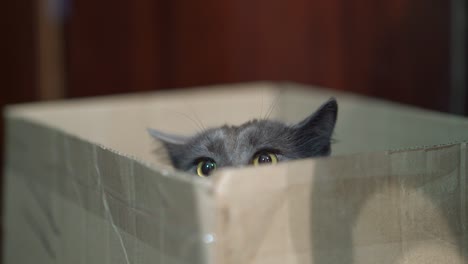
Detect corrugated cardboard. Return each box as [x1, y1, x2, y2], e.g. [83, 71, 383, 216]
[3, 82, 467, 263]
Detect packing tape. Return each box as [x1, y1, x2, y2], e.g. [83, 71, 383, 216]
[460, 142, 467, 260]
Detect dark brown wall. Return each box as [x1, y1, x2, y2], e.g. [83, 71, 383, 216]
[2, 0, 39, 103]
[65, 1, 160, 96]
[64, 1, 454, 113]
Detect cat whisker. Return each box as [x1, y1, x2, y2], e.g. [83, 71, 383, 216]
[259, 87, 264, 120]
[263, 90, 282, 120]
[182, 99, 207, 133]
[165, 110, 205, 133]
[192, 111, 207, 132]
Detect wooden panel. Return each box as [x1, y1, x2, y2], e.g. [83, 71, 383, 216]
[65, 0, 163, 97]
[2, 1, 39, 102]
[164, 1, 234, 87]
[226, 0, 346, 87]
[164, 0, 450, 111]
[37, 0, 66, 100]
[65, 0, 451, 112]
[340, 0, 450, 111]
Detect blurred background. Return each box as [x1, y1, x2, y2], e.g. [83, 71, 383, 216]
[1, 0, 467, 259]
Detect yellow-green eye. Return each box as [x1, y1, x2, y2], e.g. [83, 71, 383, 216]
[196, 159, 217, 177]
[252, 152, 278, 166]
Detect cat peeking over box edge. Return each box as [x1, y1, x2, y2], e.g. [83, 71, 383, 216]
[149, 98, 337, 177]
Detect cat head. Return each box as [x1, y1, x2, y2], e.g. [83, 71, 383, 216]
[149, 98, 338, 176]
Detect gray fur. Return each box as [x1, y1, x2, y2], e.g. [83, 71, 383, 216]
[150, 98, 338, 174]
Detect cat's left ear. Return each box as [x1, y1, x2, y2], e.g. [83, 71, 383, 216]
[147, 128, 189, 145]
[292, 97, 338, 140]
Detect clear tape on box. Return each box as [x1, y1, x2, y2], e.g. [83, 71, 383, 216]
[212, 144, 467, 264]
[4, 118, 217, 264]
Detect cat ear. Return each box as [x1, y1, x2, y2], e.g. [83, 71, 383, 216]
[291, 98, 338, 155]
[293, 98, 337, 137]
[147, 128, 189, 145]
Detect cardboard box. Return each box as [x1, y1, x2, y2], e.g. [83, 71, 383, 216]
[3, 82, 467, 263]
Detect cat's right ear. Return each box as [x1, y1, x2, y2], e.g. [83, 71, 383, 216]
[292, 98, 338, 138]
[147, 128, 188, 145]
[290, 98, 338, 156]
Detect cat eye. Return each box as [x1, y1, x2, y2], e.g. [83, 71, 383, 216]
[196, 159, 217, 177]
[252, 152, 278, 166]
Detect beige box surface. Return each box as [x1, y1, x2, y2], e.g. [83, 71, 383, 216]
[3, 82, 468, 264]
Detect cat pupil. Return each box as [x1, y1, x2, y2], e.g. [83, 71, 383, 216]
[202, 162, 216, 175]
[258, 154, 272, 164]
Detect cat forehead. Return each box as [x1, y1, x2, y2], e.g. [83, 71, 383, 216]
[183, 120, 290, 164]
[184, 120, 287, 153]
[197, 119, 287, 139]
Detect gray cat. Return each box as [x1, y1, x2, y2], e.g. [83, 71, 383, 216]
[149, 98, 337, 177]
